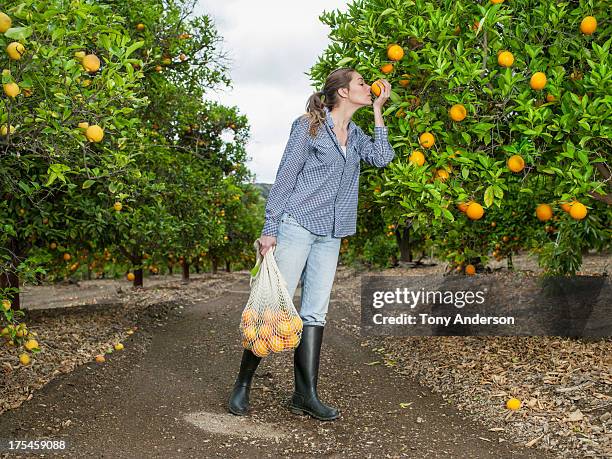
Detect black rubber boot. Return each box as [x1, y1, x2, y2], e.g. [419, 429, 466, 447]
[290, 325, 340, 421]
[228, 349, 262, 416]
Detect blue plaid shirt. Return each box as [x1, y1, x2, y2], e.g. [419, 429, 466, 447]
[262, 106, 395, 238]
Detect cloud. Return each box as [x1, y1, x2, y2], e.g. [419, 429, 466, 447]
[195, 0, 349, 182]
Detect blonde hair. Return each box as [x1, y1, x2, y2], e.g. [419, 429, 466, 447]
[304, 67, 356, 138]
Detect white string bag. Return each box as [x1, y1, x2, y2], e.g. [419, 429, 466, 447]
[240, 239, 303, 357]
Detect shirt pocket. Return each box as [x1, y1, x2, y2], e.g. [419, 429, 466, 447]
[312, 137, 340, 165]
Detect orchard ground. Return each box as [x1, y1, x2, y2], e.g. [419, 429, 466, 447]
[0, 251, 610, 458]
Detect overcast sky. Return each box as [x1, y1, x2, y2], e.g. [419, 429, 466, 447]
[194, 0, 350, 183]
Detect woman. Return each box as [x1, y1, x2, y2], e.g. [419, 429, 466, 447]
[228, 68, 394, 421]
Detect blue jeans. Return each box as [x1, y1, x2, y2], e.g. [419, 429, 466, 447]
[273, 211, 342, 327]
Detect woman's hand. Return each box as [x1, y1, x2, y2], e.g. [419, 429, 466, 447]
[372, 79, 391, 111]
[258, 235, 277, 256]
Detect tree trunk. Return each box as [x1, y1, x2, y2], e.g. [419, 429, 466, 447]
[182, 262, 190, 283]
[225, 260, 231, 272]
[396, 224, 413, 262]
[211, 256, 218, 274]
[194, 262, 200, 274]
[507, 254, 514, 271]
[167, 263, 173, 275]
[134, 268, 144, 288]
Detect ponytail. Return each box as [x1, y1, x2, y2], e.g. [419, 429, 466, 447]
[305, 90, 327, 138]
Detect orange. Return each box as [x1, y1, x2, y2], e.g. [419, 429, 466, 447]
[243, 325, 257, 341]
[63, 253, 71, 261]
[491, 0, 504, 3]
[258, 323, 273, 339]
[7, 42, 25, 60]
[3, 82, 20, 98]
[241, 308, 257, 325]
[380, 63, 393, 74]
[560, 202, 572, 213]
[546, 93, 556, 102]
[435, 169, 449, 181]
[419, 132, 435, 148]
[277, 320, 292, 337]
[136, 23, 145, 31]
[449, 104, 467, 122]
[507, 155, 525, 172]
[530, 72, 547, 91]
[506, 398, 521, 410]
[290, 316, 303, 333]
[569, 201, 587, 220]
[466, 202, 484, 220]
[252, 339, 269, 357]
[82, 54, 101, 73]
[268, 335, 284, 353]
[457, 201, 470, 213]
[19, 353, 31, 365]
[95, 354, 106, 363]
[127, 272, 135, 281]
[409, 150, 425, 166]
[535, 204, 553, 221]
[262, 308, 276, 324]
[497, 51, 514, 67]
[399, 74, 411, 86]
[371, 80, 383, 97]
[114, 202, 122, 211]
[465, 264, 476, 275]
[283, 333, 300, 349]
[0, 12, 12, 33]
[580, 16, 597, 35]
[85, 125, 104, 142]
[387, 44, 404, 61]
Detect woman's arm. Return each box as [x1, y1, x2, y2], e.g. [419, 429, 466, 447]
[357, 82, 395, 167]
[261, 116, 309, 236]
[356, 108, 396, 167]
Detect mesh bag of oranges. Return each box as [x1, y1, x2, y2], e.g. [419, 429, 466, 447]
[240, 239, 303, 357]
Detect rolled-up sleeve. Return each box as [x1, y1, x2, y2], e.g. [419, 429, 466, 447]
[356, 125, 395, 167]
[261, 116, 310, 236]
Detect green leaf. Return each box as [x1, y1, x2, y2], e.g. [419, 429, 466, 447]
[45, 172, 57, 187]
[124, 40, 145, 59]
[484, 186, 494, 207]
[4, 26, 33, 40]
[441, 208, 454, 221]
[576, 150, 589, 165]
[336, 56, 354, 66]
[379, 8, 396, 18]
[82, 180, 95, 189]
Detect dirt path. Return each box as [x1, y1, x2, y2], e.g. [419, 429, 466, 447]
[0, 275, 560, 458]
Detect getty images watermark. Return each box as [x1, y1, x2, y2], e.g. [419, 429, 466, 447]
[361, 275, 611, 337]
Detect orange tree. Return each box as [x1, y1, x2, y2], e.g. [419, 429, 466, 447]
[311, 0, 610, 275]
[0, 1, 149, 309]
[51, 0, 237, 288]
[204, 181, 265, 273]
